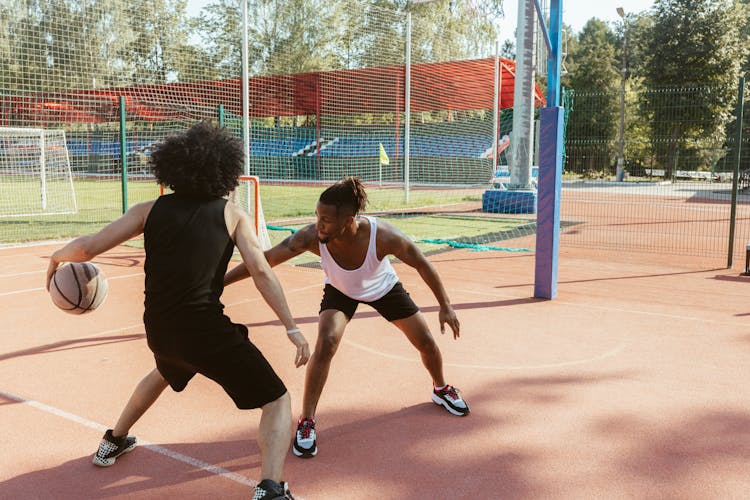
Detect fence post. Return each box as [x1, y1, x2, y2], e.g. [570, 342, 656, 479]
[218, 104, 225, 127]
[404, 12, 412, 203]
[119, 96, 128, 214]
[728, 76, 745, 268]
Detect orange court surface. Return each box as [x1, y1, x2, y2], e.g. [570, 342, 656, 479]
[1, 240, 749, 499]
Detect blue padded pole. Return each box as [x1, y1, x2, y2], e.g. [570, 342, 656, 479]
[534, 106, 564, 299]
[534, 0, 564, 299]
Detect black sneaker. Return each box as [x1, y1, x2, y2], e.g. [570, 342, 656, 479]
[252, 479, 295, 499]
[93, 429, 137, 467]
[292, 417, 317, 458]
[432, 385, 470, 416]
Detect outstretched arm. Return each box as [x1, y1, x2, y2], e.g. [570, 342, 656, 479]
[379, 221, 460, 339]
[227, 205, 310, 367]
[224, 224, 317, 286]
[46, 201, 153, 290]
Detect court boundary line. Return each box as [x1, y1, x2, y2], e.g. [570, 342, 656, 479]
[338, 281, 743, 368]
[0, 272, 144, 297]
[342, 337, 628, 371]
[0, 390, 257, 488]
[454, 287, 749, 327]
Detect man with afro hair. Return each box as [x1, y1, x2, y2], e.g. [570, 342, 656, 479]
[47, 122, 308, 500]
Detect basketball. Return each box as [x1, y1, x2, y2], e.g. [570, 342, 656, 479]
[49, 262, 109, 314]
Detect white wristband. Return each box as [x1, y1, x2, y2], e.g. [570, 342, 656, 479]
[286, 328, 301, 335]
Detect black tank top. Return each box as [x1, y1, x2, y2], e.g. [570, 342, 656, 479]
[143, 194, 234, 328]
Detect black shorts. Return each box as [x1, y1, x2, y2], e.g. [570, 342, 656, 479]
[146, 319, 287, 410]
[319, 282, 420, 321]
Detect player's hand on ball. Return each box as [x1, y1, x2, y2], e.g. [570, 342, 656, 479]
[439, 306, 460, 339]
[46, 257, 61, 291]
[287, 329, 310, 367]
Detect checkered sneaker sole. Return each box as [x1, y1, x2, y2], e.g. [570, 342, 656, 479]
[92, 430, 137, 467]
[252, 479, 294, 500]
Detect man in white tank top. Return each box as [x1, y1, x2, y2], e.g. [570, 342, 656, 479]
[226, 176, 470, 459]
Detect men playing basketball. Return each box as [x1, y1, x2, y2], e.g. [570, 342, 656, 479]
[225, 176, 469, 459]
[47, 123, 308, 500]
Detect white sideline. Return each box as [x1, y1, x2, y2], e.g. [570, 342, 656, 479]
[0, 272, 144, 297]
[0, 390, 257, 488]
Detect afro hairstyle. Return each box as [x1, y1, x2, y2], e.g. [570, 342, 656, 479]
[149, 122, 244, 198]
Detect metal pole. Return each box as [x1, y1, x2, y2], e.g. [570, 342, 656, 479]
[241, 0, 250, 177]
[218, 104, 225, 128]
[728, 76, 745, 268]
[39, 130, 47, 210]
[404, 12, 411, 203]
[510, 0, 536, 189]
[119, 96, 128, 213]
[547, 0, 563, 106]
[616, 8, 626, 182]
[492, 39, 500, 171]
[241, 0, 251, 215]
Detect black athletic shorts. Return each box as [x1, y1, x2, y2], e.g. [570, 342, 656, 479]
[145, 318, 287, 410]
[319, 282, 420, 321]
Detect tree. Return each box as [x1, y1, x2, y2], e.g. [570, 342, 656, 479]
[642, 0, 747, 176]
[119, 0, 196, 84]
[195, 0, 348, 78]
[564, 19, 620, 173]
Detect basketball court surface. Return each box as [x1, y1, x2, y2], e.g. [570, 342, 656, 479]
[1, 240, 749, 499]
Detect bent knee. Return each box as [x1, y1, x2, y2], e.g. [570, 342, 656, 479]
[316, 333, 342, 357]
[266, 390, 290, 408]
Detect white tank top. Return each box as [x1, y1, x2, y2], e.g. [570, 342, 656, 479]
[319, 216, 399, 302]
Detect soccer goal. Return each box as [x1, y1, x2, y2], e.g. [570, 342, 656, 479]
[229, 175, 272, 251]
[0, 127, 77, 217]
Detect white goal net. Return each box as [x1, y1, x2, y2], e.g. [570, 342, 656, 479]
[230, 175, 272, 251]
[0, 127, 77, 217]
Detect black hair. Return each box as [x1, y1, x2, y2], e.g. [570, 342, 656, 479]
[149, 122, 244, 198]
[319, 176, 368, 216]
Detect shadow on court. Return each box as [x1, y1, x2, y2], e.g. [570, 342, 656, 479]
[0, 333, 144, 362]
[494, 268, 727, 289]
[0, 438, 261, 499]
[593, 410, 750, 490]
[242, 297, 542, 330]
[279, 372, 642, 499]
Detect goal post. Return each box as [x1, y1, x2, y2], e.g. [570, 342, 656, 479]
[233, 175, 271, 251]
[0, 127, 77, 217]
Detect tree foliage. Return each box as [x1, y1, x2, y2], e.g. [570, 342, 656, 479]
[563, 19, 620, 172]
[641, 0, 747, 174]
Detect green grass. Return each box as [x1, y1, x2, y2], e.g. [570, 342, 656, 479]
[0, 178, 161, 243]
[1, 178, 534, 253]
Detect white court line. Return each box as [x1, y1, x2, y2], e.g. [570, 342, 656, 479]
[343, 337, 627, 371]
[454, 287, 749, 327]
[339, 280, 630, 370]
[1, 275, 323, 494]
[342, 282, 742, 369]
[0, 272, 144, 297]
[224, 282, 321, 308]
[0, 390, 256, 488]
[0, 287, 45, 297]
[0, 270, 45, 279]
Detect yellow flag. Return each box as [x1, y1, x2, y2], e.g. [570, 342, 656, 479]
[379, 143, 390, 165]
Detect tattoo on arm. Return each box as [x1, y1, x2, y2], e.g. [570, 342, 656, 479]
[281, 226, 313, 253]
[281, 235, 296, 250]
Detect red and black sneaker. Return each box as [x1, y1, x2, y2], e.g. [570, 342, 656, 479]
[292, 417, 317, 458]
[432, 385, 470, 416]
